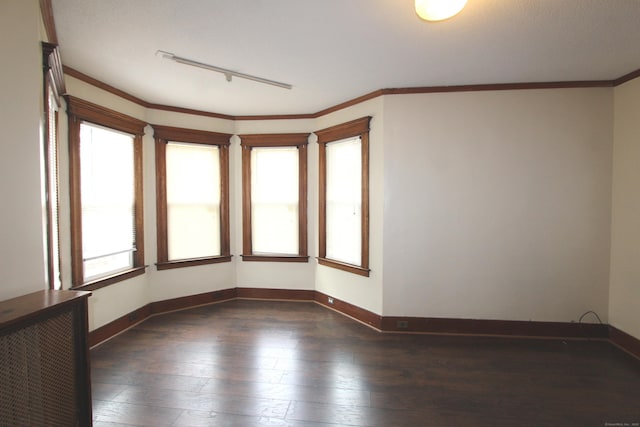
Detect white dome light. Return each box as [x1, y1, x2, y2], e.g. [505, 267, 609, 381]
[415, 0, 468, 22]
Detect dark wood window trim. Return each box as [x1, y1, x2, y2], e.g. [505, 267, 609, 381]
[42, 42, 65, 100]
[156, 256, 233, 271]
[42, 42, 65, 289]
[316, 116, 371, 277]
[240, 133, 309, 262]
[153, 124, 232, 270]
[71, 266, 147, 292]
[241, 255, 310, 263]
[317, 258, 370, 277]
[65, 96, 147, 290]
[39, 1, 59, 45]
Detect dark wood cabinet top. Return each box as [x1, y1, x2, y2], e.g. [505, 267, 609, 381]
[0, 290, 91, 330]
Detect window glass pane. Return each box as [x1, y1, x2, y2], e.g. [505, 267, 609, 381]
[326, 137, 361, 265]
[251, 147, 299, 255]
[166, 142, 221, 260]
[84, 252, 132, 281]
[80, 123, 135, 280]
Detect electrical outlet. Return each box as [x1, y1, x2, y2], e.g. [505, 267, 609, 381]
[328, 297, 334, 304]
[397, 320, 409, 329]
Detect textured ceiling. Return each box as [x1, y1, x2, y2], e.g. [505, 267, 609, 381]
[52, 0, 640, 116]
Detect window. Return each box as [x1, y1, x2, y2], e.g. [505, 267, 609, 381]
[240, 133, 309, 262]
[153, 125, 231, 269]
[316, 117, 371, 276]
[42, 42, 65, 289]
[66, 96, 146, 290]
[44, 87, 61, 289]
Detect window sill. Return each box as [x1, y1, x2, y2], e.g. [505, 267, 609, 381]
[317, 257, 370, 277]
[70, 266, 147, 291]
[241, 254, 309, 263]
[156, 255, 233, 270]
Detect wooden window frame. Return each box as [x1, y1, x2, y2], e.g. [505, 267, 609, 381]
[42, 42, 65, 289]
[66, 96, 147, 290]
[316, 117, 371, 277]
[153, 125, 232, 270]
[240, 133, 309, 262]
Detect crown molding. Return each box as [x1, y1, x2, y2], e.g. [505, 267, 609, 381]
[63, 66, 236, 121]
[63, 65, 639, 122]
[382, 80, 613, 95]
[39, 0, 58, 45]
[613, 68, 640, 86]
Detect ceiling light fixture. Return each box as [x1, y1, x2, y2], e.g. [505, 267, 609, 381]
[156, 50, 293, 90]
[415, 0, 467, 22]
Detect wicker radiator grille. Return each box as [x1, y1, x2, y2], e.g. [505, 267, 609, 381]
[0, 310, 79, 426]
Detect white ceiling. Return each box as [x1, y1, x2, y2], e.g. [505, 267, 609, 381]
[52, 0, 640, 117]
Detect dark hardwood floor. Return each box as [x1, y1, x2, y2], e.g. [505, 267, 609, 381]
[91, 300, 640, 427]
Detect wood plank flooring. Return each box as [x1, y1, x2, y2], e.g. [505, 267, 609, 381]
[91, 300, 640, 427]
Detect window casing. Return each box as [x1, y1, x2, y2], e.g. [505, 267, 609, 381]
[66, 96, 147, 290]
[153, 125, 231, 269]
[316, 117, 371, 276]
[240, 133, 309, 262]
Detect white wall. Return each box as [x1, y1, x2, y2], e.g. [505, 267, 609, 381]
[610, 77, 640, 340]
[0, 0, 47, 300]
[382, 89, 613, 322]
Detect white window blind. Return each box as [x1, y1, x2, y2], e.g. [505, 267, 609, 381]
[166, 142, 221, 260]
[47, 88, 62, 290]
[326, 136, 362, 266]
[251, 146, 299, 255]
[79, 123, 135, 280]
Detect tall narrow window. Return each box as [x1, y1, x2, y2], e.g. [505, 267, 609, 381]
[316, 117, 371, 276]
[42, 42, 65, 289]
[46, 89, 62, 289]
[154, 125, 231, 269]
[66, 96, 146, 290]
[240, 133, 309, 262]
